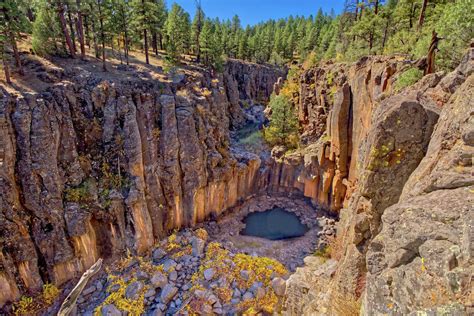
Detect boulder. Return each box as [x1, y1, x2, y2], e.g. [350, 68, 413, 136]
[203, 268, 215, 281]
[191, 237, 205, 256]
[271, 277, 286, 296]
[125, 281, 144, 300]
[101, 304, 122, 316]
[153, 248, 167, 261]
[151, 272, 168, 289]
[160, 284, 178, 304]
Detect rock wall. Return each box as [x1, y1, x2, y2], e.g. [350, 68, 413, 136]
[0, 61, 283, 306]
[285, 48, 473, 315]
[271, 56, 403, 211]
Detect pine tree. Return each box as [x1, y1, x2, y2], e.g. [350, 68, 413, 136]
[55, 0, 76, 57]
[32, 1, 63, 56]
[199, 18, 223, 70]
[131, 0, 166, 64]
[191, 0, 204, 62]
[0, 0, 28, 76]
[165, 3, 191, 65]
[96, 0, 106, 70]
[107, 0, 131, 65]
[75, 0, 86, 59]
[264, 94, 299, 148]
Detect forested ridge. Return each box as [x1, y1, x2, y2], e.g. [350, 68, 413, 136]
[0, 0, 472, 80]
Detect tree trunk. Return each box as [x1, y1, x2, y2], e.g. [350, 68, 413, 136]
[141, 0, 149, 64]
[124, 31, 129, 65]
[10, 36, 23, 75]
[374, 0, 379, 15]
[67, 9, 77, 52]
[409, 2, 415, 28]
[369, 31, 374, 52]
[425, 30, 440, 75]
[2, 7, 24, 75]
[382, 19, 389, 49]
[144, 29, 149, 64]
[56, 0, 76, 58]
[195, 4, 202, 63]
[119, 5, 130, 65]
[97, 0, 106, 71]
[89, 3, 99, 58]
[111, 37, 115, 57]
[355, 0, 359, 21]
[418, 0, 428, 29]
[2, 51, 11, 84]
[158, 33, 163, 50]
[75, 0, 86, 59]
[58, 259, 103, 316]
[84, 15, 90, 48]
[151, 31, 158, 55]
[26, 8, 35, 21]
[117, 38, 122, 64]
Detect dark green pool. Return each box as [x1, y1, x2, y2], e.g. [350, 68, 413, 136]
[241, 207, 308, 240]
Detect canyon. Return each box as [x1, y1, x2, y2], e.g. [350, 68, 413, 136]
[0, 44, 473, 315]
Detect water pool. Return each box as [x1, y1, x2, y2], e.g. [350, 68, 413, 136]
[241, 207, 308, 240]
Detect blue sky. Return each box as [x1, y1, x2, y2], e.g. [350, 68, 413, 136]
[167, 0, 346, 26]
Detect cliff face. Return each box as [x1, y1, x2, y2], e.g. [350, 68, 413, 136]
[270, 56, 403, 211]
[0, 61, 284, 306]
[284, 49, 473, 314]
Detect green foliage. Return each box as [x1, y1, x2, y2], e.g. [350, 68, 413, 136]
[64, 178, 95, 203]
[13, 283, 60, 315]
[191, 4, 205, 57]
[238, 130, 265, 152]
[263, 94, 299, 149]
[435, 0, 474, 71]
[199, 18, 223, 71]
[314, 246, 332, 261]
[8, 0, 473, 75]
[165, 3, 191, 65]
[32, 1, 62, 56]
[394, 68, 423, 92]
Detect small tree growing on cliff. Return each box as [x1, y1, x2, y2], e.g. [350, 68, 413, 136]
[264, 94, 299, 149]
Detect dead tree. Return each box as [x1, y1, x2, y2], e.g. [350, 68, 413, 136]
[58, 259, 103, 316]
[425, 30, 441, 75]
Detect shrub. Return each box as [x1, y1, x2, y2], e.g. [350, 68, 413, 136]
[187, 242, 288, 314]
[13, 284, 60, 315]
[394, 68, 423, 92]
[42, 283, 60, 305]
[94, 277, 146, 316]
[239, 130, 265, 152]
[64, 179, 95, 203]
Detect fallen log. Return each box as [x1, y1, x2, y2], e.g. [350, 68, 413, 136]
[57, 259, 103, 316]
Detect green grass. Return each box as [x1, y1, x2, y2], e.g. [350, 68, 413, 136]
[394, 68, 423, 92]
[238, 130, 266, 154]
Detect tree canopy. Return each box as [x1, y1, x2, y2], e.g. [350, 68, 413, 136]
[1, 0, 472, 82]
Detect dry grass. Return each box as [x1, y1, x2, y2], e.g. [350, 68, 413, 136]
[329, 289, 361, 316]
[1, 34, 205, 95]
